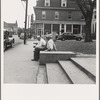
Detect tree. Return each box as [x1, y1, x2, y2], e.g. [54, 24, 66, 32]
[30, 14, 35, 36]
[76, 0, 96, 42]
[18, 27, 23, 37]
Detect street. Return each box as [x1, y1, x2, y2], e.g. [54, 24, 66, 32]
[4, 35, 23, 51]
[4, 35, 96, 83]
[4, 36, 39, 83]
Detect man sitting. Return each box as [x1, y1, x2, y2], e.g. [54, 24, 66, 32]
[45, 34, 57, 51]
[31, 35, 46, 61]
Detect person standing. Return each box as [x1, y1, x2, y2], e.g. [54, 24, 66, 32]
[31, 36, 46, 61]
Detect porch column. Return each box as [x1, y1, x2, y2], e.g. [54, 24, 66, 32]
[51, 24, 53, 33]
[64, 24, 66, 32]
[80, 25, 82, 35]
[35, 23, 37, 36]
[72, 24, 73, 33]
[60, 24, 62, 35]
[43, 23, 44, 36]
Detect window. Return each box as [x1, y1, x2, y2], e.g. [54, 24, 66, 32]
[42, 11, 46, 19]
[61, 24, 64, 28]
[66, 24, 72, 32]
[73, 25, 80, 34]
[61, 0, 67, 7]
[55, 11, 59, 19]
[68, 15, 72, 20]
[45, 0, 50, 6]
[61, 24, 64, 33]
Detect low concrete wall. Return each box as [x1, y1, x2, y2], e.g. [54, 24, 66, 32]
[39, 51, 76, 65]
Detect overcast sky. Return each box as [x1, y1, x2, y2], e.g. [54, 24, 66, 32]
[2, 0, 36, 28]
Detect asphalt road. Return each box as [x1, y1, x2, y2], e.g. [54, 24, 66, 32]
[4, 35, 23, 51]
[4, 36, 39, 83]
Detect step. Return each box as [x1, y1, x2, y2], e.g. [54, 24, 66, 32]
[70, 58, 96, 82]
[39, 51, 76, 64]
[37, 65, 48, 84]
[46, 63, 72, 84]
[58, 60, 95, 84]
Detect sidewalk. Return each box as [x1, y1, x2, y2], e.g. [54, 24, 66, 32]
[4, 39, 39, 83]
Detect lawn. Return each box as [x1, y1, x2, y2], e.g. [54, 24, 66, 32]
[55, 40, 96, 54]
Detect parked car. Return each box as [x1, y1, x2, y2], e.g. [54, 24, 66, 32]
[56, 33, 83, 41]
[4, 31, 15, 51]
[20, 33, 24, 39]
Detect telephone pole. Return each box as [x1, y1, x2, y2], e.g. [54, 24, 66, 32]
[21, 0, 28, 44]
[24, 0, 28, 44]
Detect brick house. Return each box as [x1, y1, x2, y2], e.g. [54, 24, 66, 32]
[4, 21, 18, 34]
[34, 0, 85, 36]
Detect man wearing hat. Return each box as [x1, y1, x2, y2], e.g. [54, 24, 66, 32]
[45, 34, 57, 51]
[31, 35, 46, 61]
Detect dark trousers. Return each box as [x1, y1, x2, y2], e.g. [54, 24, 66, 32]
[34, 47, 46, 60]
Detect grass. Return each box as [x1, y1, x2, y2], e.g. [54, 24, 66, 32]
[55, 40, 96, 54]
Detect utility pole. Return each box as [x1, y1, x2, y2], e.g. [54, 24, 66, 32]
[24, 0, 28, 44]
[21, 0, 28, 44]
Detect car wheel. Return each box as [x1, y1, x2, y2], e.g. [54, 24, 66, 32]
[76, 38, 81, 41]
[10, 42, 13, 47]
[62, 38, 65, 41]
[78, 38, 81, 41]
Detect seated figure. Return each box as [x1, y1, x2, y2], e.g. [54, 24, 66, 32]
[31, 35, 46, 61]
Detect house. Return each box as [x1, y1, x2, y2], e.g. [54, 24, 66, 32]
[34, 0, 85, 36]
[4, 21, 18, 35]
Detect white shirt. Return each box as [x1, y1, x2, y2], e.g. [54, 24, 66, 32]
[36, 38, 46, 47]
[47, 39, 57, 51]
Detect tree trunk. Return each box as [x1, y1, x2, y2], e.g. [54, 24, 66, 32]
[84, 20, 92, 42]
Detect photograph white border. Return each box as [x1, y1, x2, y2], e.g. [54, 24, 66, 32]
[1, 0, 99, 100]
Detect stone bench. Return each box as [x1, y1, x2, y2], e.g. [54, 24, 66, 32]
[39, 51, 76, 65]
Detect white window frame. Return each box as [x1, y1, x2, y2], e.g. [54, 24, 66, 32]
[45, 0, 50, 6]
[61, 0, 67, 7]
[42, 11, 46, 19]
[55, 11, 59, 19]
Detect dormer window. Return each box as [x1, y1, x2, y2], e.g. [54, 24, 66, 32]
[42, 11, 46, 19]
[61, 0, 67, 7]
[55, 11, 59, 19]
[45, 0, 50, 6]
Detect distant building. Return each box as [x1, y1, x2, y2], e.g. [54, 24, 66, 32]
[4, 21, 18, 34]
[34, 0, 85, 36]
